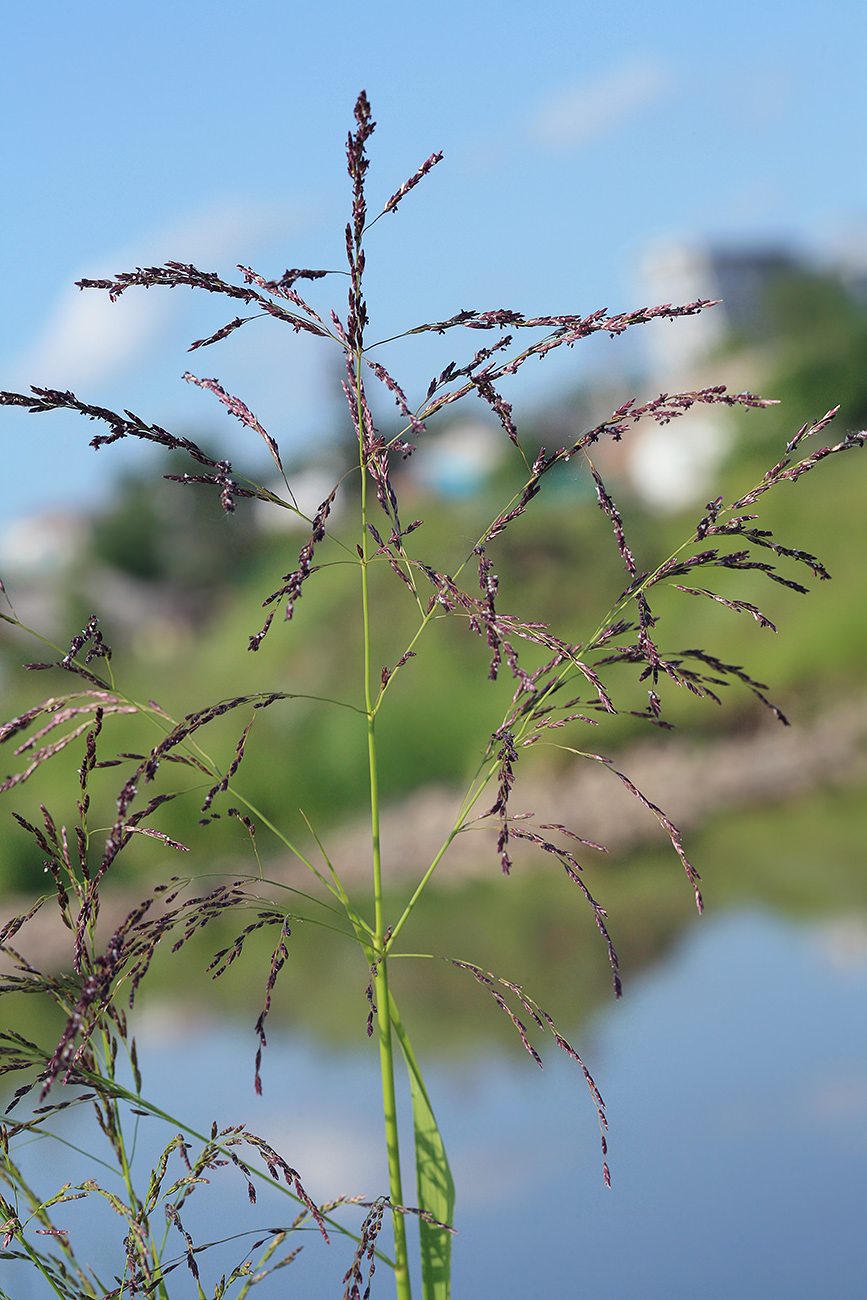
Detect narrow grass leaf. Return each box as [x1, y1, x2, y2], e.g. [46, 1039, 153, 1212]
[389, 993, 455, 1300]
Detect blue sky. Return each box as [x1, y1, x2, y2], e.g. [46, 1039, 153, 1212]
[2, 0, 865, 529]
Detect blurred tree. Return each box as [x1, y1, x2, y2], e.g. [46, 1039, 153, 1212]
[757, 269, 867, 435]
[89, 443, 258, 596]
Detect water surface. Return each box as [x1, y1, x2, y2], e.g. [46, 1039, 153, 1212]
[7, 907, 867, 1298]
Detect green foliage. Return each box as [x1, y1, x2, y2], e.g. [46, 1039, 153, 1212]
[766, 270, 867, 433]
[90, 451, 258, 591]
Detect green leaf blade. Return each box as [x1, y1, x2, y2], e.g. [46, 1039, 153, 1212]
[389, 993, 455, 1300]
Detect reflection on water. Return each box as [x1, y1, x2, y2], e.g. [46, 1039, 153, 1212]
[6, 908, 867, 1299]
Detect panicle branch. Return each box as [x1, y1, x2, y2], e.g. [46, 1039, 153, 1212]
[74, 259, 334, 346]
[344, 90, 375, 353]
[451, 960, 610, 1181]
[183, 371, 286, 480]
[382, 151, 444, 218]
[0, 388, 273, 514]
[250, 487, 340, 648]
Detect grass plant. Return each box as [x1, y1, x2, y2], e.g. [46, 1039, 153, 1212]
[1, 92, 864, 1299]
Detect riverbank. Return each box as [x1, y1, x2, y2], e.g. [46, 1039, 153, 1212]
[318, 692, 867, 887]
[4, 693, 866, 975]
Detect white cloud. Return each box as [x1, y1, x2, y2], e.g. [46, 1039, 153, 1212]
[4, 203, 301, 392]
[12, 281, 169, 390]
[262, 1114, 386, 1202]
[530, 58, 671, 151]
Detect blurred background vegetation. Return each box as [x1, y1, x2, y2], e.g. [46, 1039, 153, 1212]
[2, 259, 866, 1049]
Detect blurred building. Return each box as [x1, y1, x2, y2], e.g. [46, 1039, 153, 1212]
[0, 509, 88, 641]
[629, 242, 799, 511]
[0, 509, 87, 576]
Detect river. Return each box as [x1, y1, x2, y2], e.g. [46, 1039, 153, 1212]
[5, 905, 866, 1299]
